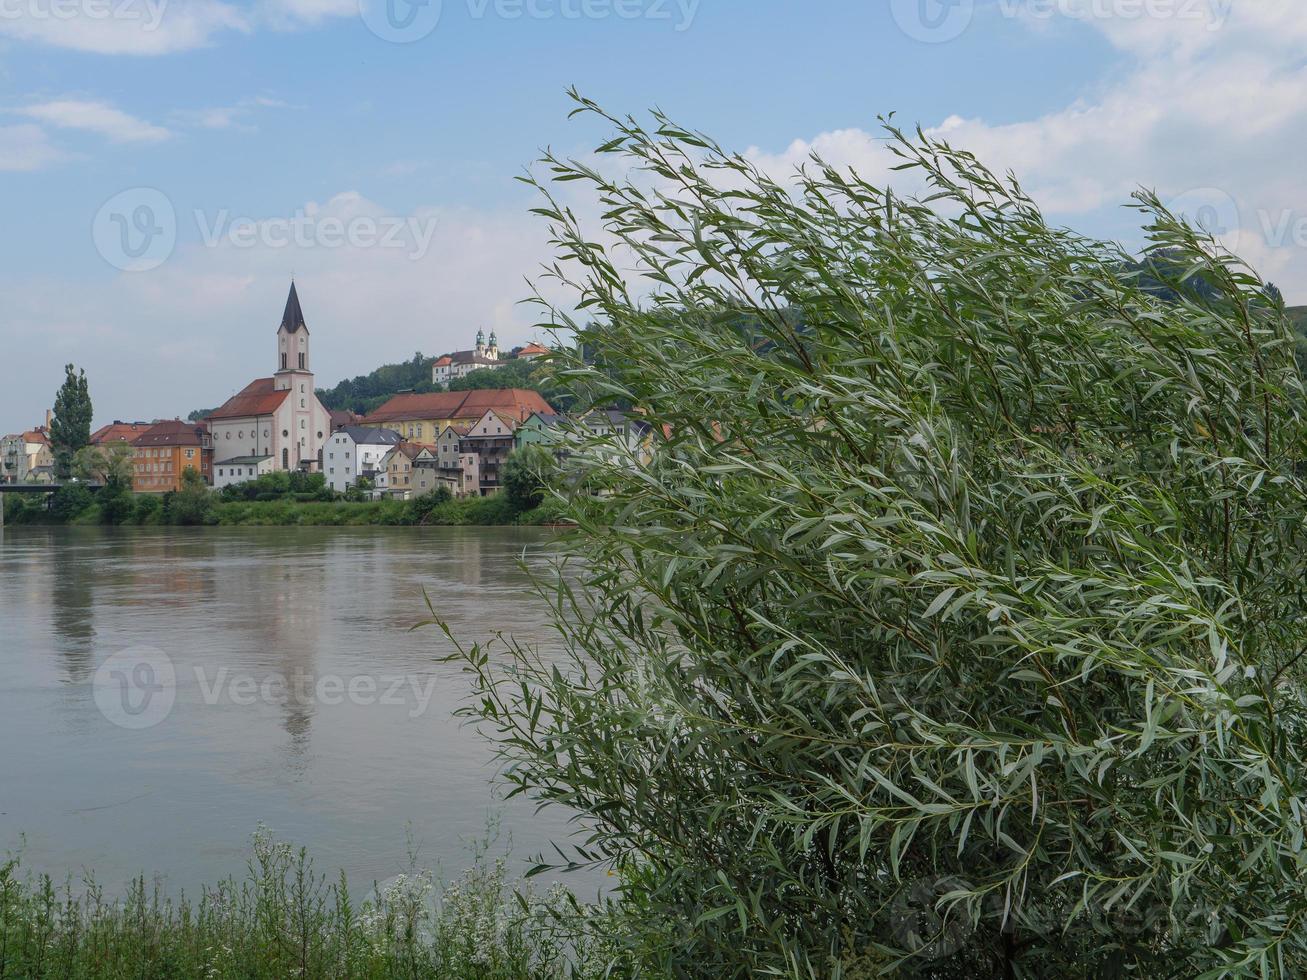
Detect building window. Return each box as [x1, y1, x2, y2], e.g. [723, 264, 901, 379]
[281, 354, 287, 370]
[298, 353, 305, 369]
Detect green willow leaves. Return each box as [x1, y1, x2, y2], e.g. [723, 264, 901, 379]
[442, 95, 1307, 978]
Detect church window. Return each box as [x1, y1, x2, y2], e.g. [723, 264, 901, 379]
[281, 354, 287, 370]
[298, 353, 305, 369]
[317, 431, 323, 439]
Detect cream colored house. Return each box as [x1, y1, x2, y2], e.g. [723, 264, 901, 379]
[1, 427, 53, 484]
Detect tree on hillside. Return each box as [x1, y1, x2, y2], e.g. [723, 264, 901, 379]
[50, 364, 92, 479]
[440, 98, 1307, 977]
[315, 352, 436, 414]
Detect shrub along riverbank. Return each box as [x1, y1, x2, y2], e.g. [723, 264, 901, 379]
[1, 473, 568, 529]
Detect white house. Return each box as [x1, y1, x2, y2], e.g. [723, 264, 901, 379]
[322, 426, 404, 493]
[213, 455, 275, 490]
[207, 282, 333, 475]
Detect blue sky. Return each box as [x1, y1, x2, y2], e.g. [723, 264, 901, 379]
[2, 0, 1303, 427]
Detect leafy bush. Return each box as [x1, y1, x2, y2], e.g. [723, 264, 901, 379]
[219, 470, 335, 503]
[440, 100, 1307, 977]
[47, 484, 93, 523]
[502, 444, 557, 513]
[166, 469, 215, 526]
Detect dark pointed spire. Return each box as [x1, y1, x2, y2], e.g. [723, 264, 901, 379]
[280, 281, 307, 333]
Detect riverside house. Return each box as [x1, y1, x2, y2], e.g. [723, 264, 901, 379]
[322, 426, 404, 493]
[0, 426, 53, 484]
[131, 420, 213, 493]
[362, 388, 554, 445]
[377, 442, 431, 499]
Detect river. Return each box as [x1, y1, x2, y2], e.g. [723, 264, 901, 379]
[0, 524, 594, 897]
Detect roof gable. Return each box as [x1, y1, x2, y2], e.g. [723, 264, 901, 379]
[207, 378, 292, 420]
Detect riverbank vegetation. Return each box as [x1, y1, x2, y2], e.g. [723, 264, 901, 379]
[0, 830, 618, 980]
[1, 470, 567, 528]
[432, 96, 1307, 976]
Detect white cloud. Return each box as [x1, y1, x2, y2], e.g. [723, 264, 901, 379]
[0, 0, 354, 56]
[0, 0, 250, 55]
[171, 96, 294, 131]
[0, 122, 66, 170]
[17, 100, 171, 142]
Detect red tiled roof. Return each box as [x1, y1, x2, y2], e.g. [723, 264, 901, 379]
[517, 343, 550, 356]
[364, 388, 553, 426]
[90, 422, 151, 445]
[132, 420, 207, 448]
[206, 378, 291, 420]
[20, 428, 49, 445]
[433, 356, 452, 366]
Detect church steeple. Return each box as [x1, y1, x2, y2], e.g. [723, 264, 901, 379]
[275, 281, 312, 387]
[281, 281, 307, 334]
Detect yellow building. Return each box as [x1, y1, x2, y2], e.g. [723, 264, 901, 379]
[131, 420, 212, 493]
[362, 388, 554, 444]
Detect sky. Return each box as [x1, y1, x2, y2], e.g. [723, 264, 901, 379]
[2, 0, 1304, 429]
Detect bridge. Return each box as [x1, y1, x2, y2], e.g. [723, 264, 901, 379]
[0, 482, 104, 526]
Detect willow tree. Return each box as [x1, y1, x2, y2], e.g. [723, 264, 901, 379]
[441, 96, 1307, 978]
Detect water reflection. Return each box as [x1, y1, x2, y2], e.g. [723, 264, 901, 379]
[0, 525, 585, 895]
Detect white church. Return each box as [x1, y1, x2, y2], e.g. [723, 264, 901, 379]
[208, 282, 333, 487]
[431, 329, 504, 385]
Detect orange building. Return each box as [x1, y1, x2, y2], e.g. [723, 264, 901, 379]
[131, 420, 213, 493]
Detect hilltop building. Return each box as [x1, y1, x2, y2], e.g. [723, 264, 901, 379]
[206, 282, 332, 476]
[431, 329, 503, 385]
[514, 342, 551, 361]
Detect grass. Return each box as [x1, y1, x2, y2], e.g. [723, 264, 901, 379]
[0, 829, 618, 979]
